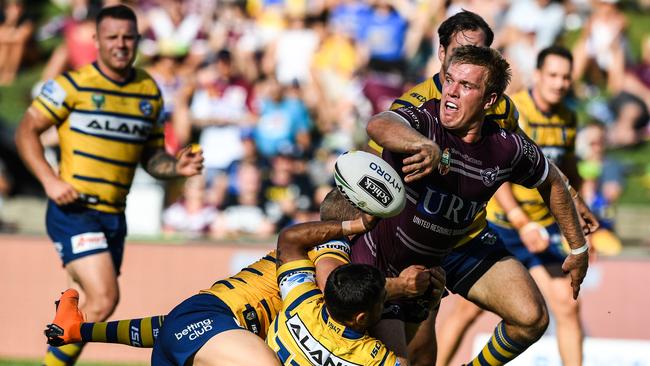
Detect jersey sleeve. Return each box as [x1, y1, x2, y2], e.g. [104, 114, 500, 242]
[388, 104, 432, 138]
[32, 77, 74, 125]
[486, 94, 520, 132]
[510, 134, 550, 189]
[307, 239, 351, 266]
[371, 345, 401, 366]
[277, 259, 319, 305]
[389, 78, 433, 110]
[145, 95, 165, 149]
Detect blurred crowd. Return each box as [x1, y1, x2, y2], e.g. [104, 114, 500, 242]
[0, 0, 649, 243]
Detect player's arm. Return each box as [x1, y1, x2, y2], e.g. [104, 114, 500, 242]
[536, 164, 588, 299]
[15, 106, 78, 205]
[494, 183, 550, 253]
[558, 155, 599, 235]
[366, 110, 440, 183]
[276, 214, 377, 267]
[140, 146, 203, 179]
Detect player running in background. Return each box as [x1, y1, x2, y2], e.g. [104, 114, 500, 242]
[15, 5, 203, 365]
[436, 45, 585, 366]
[45, 189, 439, 365]
[360, 45, 589, 366]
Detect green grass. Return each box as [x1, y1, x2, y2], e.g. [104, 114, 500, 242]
[609, 142, 650, 205]
[0, 64, 44, 127]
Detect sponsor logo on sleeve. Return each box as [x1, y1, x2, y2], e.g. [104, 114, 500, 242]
[39, 80, 67, 108]
[279, 271, 316, 298]
[70, 232, 108, 254]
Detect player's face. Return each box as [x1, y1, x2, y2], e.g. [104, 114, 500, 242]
[439, 29, 487, 72]
[440, 62, 494, 131]
[534, 54, 572, 106]
[95, 17, 139, 75]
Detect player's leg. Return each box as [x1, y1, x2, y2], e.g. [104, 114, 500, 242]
[46, 289, 165, 348]
[370, 318, 409, 358]
[435, 298, 483, 366]
[442, 229, 548, 365]
[404, 307, 437, 366]
[43, 203, 123, 366]
[529, 265, 583, 366]
[191, 329, 281, 366]
[152, 293, 264, 366]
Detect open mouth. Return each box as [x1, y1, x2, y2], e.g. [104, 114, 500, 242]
[445, 101, 459, 111]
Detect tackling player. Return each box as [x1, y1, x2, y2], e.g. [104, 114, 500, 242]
[15, 5, 204, 365]
[45, 189, 439, 365]
[359, 45, 589, 365]
[436, 46, 585, 366]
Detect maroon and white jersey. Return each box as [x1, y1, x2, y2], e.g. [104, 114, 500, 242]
[352, 99, 549, 275]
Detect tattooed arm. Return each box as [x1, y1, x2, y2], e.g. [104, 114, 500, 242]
[141, 146, 204, 179]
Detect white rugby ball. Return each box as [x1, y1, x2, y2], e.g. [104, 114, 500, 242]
[334, 151, 406, 218]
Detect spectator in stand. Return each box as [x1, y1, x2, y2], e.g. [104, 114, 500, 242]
[139, 0, 209, 72]
[607, 92, 649, 148]
[261, 151, 314, 230]
[619, 35, 650, 115]
[211, 161, 275, 239]
[162, 175, 217, 239]
[174, 49, 256, 196]
[0, 0, 33, 85]
[253, 77, 311, 158]
[576, 122, 625, 255]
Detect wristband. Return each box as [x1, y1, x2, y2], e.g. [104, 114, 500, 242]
[342, 221, 353, 236]
[519, 222, 549, 240]
[570, 242, 589, 255]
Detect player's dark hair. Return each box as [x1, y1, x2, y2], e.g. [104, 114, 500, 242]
[324, 264, 386, 323]
[448, 45, 511, 99]
[96, 5, 138, 28]
[320, 188, 360, 222]
[438, 10, 494, 49]
[536, 45, 573, 69]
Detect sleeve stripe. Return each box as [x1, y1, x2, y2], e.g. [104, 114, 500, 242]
[531, 157, 549, 188]
[393, 98, 415, 108]
[313, 251, 349, 264]
[260, 299, 272, 320]
[386, 110, 412, 126]
[62, 101, 73, 111]
[230, 276, 247, 284]
[214, 280, 234, 289]
[35, 98, 64, 124]
[241, 267, 264, 276]
[285, 288, 321, 314]
[379, 348, 390, 366]
[262, 255, 277, 263]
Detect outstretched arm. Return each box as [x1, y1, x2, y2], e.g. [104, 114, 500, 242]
[140, 145, 204, 179]
[537, 166, 588, 299]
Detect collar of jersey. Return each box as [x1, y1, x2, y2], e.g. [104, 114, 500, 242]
[92, 62, 136, 87]
[320, 306, 364, 340]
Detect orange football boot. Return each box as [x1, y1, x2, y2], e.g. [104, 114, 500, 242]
[44, 289, 84, 346]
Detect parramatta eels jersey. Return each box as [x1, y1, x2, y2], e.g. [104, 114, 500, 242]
[368, 73, 520, 153]
[200, 241, 352, 340]
[352, 99, 549, 277]
[32, 62, 165, 213]
[266, 259, 400, 366]
[487, 90, 577, 228]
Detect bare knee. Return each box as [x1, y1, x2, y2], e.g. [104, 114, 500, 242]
[83, 288, 119, 321]
[514, 300, 549, 342]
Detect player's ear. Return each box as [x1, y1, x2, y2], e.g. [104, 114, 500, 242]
[533, 68, 541, 86]
[354, 312, 368, 326]
[438, 45, 446, 64]
[483, 92, 498, 110]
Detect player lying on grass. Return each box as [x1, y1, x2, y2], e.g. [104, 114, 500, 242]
[46, 189, 445, 365]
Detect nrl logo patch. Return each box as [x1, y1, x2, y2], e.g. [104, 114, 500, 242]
[357, 175, 393, 207]
[480, 166, 499, 187]
[91, 93, 105, 110]
[438, 148, 450, 175]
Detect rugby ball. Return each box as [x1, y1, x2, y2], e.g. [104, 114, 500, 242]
[334, 151, 406, 218]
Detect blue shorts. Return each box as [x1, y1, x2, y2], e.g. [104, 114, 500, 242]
[151, 294, 243, 366]
[489, 222, 566, 269]
[46, 200, 127, 272]
[441, 228, 513, 297]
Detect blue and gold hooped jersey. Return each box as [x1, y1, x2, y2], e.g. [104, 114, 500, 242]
[267, 259, 400, 366]
[200, 251, 281, 340]
[368, 72, 520, 153]
[33, 63, 164, 213]
[487, 90, 577, 228]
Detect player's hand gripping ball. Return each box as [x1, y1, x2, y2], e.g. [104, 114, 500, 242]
[334, 151, 406, 218]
